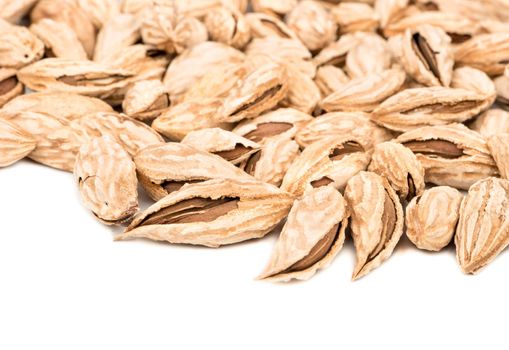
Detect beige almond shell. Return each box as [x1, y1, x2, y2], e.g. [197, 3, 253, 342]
[406, 186, 462, 251]
[29, 19, 88, 60]
[0, 118, 36, 167]
[152, 98, 232, 141]
[383, 11, 477, 41]
[400, 25, 453, 87]
[494, 74, 509, 108]
[0, 92, 113, 121]
[93, 14, 141, 62]
[17, 58, 134, 99]
[134, 142, 252, 201]
[286, 0, 337, 52]
[295, 112, 394, 150]
[314, 65, 350, 97]
[163, 41, 245, 104]
[140, 2, 207, 54]
[375, 0, 409, 29]
[74, 136, 138, 225]
[0, 68, 23, 108]
[116, 178, 294, 247]
[232, 108, 313, 144]
[0, 0, 38, 23]
[0, 22, 44, 69]
[455, 177, 509, 274]
[312, 32, 363, 69]
[396, 124, 498, 189]
[244, 13, 298, 40]
[251, 0, 297, 17]
[451, 66, 496, 100]
[368, 141, 425, 201]
[245, 37, 315, 78]
[371, 86, 490, 132]
[204, 7, 251, 49]
[454, 33, 509, 76]
[280, 69, 321, 114]
[470, 109, 509, 138]
[241, 135, 300, 186]
[258, 186, 349, 282]
[182, 62, 252, 103]
[71, 112, 163, 157]
[218, 62, 288, 122]
[487, 134, 509, 179]
[8, 111, 86, 172]
[181, 128, 261, 165]
[344, 171, 404, 280]
[344, 34, 392, 80]
[331, 2, 379, 34]
[281, 136, 372, 197]
[122, 79, 169, 121]
[320, 67, 406, 112]
[30, 0, 97, 58]
[76, 0, 120, 29]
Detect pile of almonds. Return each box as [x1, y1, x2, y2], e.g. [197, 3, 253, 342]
[2, 0, 509, 282]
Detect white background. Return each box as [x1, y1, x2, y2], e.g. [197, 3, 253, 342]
[1, 160, 508, 350]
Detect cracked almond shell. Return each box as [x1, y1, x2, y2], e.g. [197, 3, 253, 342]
[116, 178, 294, 247]
[371, 86, 490, 132]
[134, 142, 252, 201]
[344, 171, 404, 280]
[258, 186, 349, 282]
[281, 135, 372, 196]
[368, 141, 425, 201]
[396, 124, 498, 189]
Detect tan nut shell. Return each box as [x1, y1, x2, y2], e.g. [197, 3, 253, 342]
[152, 98, 232, 141]
[116, 178, 294, 247]
[396, 124, 498, 189]
[455, 177, 509, 274]
[295, 112, 393, 150]
[0, 92, 113, 121]
[181, 128, 261, 165]
[205, 7, 251, 49]
[29, 19, 88, 60]
[258, 186, 349, 282]
[8, 111, 86, 171]
[0, 118, 36, 167]
[122, 80, 169, 121]
[487, 134, 509, 179]
[344, 171, 404, 280]
[74, 136, 138, 225]
[134, 142, 252, 201]
[281, 136, 371, 196]
[218, 62, 288, 122]
[320, 67, 406, 112]
[71, 112, 164, 157]
[232, 108, 313, 144]
[406, 186, 462, 251]
[454, 33, 509, 76]
[400, 25, 453, 87]
[17, 58, 134, 99]
[331, 2, 379, 34]
[241, 135, 300, 186]
[0, 23, 44, 69]
[372, 87, 490, 132]
[470, 109, 509, 138]
[368, 141, 425, 201]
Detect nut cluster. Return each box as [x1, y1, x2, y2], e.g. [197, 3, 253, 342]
[2, 0, 509, 281]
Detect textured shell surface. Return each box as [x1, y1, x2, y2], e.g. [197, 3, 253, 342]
[455, 177, 509, 274]
[258, 186, 349, 282]
[406, 186, 462, 251]
[0, 118, 36, 167]
[344, 171, 404, 280]
[116, 178, 294, 247]
[74, 136, 138, 225]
